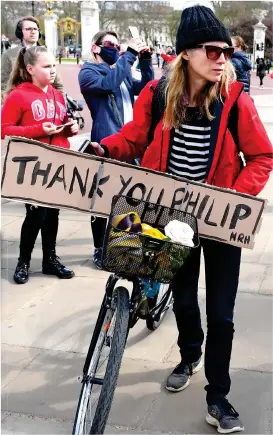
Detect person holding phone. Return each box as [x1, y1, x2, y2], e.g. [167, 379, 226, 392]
[78, 29, 154, 269]
[1, 46, 79, 285]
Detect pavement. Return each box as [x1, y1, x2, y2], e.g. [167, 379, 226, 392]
[1, 78, 273, 434]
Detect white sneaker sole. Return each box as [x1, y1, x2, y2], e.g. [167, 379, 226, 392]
[165, 359, 203, 392]
[206, 414, 245, 434]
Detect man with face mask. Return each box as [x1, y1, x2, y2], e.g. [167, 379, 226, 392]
[79, 30, 154, 269]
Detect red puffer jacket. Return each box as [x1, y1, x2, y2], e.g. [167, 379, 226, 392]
[101, 80, 273, 196]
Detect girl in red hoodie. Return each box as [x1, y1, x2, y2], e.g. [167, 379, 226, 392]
[2, 46, 79, 284]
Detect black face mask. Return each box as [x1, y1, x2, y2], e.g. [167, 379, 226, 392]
[99, 46, 119, 65]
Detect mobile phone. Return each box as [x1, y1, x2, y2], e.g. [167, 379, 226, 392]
[128, 26, 139, 39]
[60, 121, 73, 128]
[52, 122, 73, 133]
[78, 139, 99, 156]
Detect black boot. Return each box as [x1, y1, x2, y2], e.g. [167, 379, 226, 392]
[14, 260, 29, 284]
[42, 252, 75, 279]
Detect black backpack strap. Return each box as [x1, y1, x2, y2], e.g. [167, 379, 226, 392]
[228, 84, 245, 156]
[227, 87, 246, 167]
[147, 76, 167, 144]
[228, 101, 239, 154]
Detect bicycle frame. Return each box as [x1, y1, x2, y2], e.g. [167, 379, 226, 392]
[82, 273, 172, 377]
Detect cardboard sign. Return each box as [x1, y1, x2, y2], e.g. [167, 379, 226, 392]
[1, 137, 267, 249]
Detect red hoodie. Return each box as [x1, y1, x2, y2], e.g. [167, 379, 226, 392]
[1, 82, 75, 148]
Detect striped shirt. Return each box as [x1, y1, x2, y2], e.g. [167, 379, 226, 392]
[167, 107, 211, 183]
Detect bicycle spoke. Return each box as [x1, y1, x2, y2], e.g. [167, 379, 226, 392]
[79, 309, 117, 433]
[73, 287, 129, 435]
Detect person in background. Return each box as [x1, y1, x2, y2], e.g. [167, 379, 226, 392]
[155, 45, 161, 67]
[1, 34, 11, 54]
[161, 46, 177, 69]
[257, 58, 266, 88]
[76, 50, 80, 65]
[266, 58, 271, 74]
[1, 46, 78, 284]
[58, 48, 62, 64]
[231, 36, 251, 93]
[256, 56, 260, 76]
[1, 16, 63, 92]
[78, 30, 154, 269]
[90, 5, 273, 433]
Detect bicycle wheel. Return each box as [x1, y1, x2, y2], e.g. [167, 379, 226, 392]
[146, 284, 173, 331]
[72, 286, 130, 435]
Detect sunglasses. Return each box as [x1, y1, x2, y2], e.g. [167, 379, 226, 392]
[100, 41, 120, 51]
[195, 45, 234, 60]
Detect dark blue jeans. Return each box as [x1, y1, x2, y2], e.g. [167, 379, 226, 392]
[172, 238, 241, 405]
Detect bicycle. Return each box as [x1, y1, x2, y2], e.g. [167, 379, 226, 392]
[72, 195, 199, 435]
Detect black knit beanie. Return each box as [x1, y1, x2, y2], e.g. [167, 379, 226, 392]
[176, 5, 232, 55]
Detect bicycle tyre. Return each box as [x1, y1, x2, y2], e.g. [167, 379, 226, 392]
[91, 286, 129, 434]
[73, 286, 130, 435]
[73, 294, 108, 435]
[146, 284, 173, 331]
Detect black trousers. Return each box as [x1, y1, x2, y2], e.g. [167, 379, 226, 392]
[259, 75, 264, 86]
[172, 238, 241, 405]
[91, 216, 107, 249]
[19, 204, 59, 263]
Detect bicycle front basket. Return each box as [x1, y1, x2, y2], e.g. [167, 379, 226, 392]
[102, 195, 199, 283]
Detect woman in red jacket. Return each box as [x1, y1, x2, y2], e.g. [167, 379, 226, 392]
[90, 5, 273, 433]
[2, 46, 79, 284]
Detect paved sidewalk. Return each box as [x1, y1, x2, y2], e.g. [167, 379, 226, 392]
[1, 96, 273, 434]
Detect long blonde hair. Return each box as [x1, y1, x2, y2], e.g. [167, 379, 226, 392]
[163, 52, 236, 129]
[4, 46, 48, 98]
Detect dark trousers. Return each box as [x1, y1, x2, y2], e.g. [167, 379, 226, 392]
[19, 204, 59, 263]
[259, 75, 264, 86]
[172, 238, 241, 405]
[91, 216, 107, 249]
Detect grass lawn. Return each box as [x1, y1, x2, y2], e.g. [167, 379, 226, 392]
[59, 58, 79, 63]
